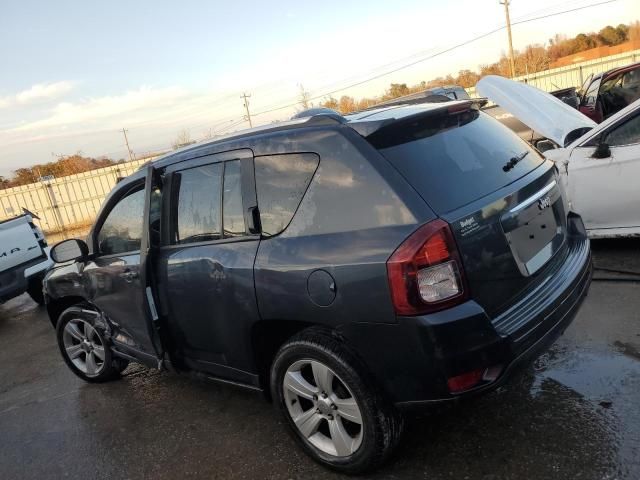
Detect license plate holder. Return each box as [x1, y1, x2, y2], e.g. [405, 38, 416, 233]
[502, 190, 566, 276]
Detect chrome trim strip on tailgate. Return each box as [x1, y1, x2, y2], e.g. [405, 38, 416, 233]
[509, 180, 557, 213]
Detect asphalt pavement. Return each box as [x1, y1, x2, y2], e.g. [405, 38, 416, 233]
[1, 239, 639, 479]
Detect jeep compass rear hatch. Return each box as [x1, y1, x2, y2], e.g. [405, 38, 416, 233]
[364, 104, 568, 317]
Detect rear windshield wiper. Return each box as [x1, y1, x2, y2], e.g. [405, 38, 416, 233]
[503, 151, 528, 172]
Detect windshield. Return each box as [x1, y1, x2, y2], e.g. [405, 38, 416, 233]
[370, 110, 545, 213]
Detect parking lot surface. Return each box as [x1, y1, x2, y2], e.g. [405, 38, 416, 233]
[1, 240, 639, 479]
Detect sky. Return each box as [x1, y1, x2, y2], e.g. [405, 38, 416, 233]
[1, 0, 638, 176]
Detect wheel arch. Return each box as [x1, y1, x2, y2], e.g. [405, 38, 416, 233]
[46, 295, 91, 328]
[251, 319, 337, 396]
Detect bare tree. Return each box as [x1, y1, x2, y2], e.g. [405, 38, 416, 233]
[172, 129, 195, 150]
[298, 84, 312, 110]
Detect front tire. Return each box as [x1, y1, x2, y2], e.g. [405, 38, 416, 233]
[56, 306, 121, 383]
[271, 329, 404, 474]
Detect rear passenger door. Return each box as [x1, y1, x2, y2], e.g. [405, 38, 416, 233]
[156, 150, 261, 384]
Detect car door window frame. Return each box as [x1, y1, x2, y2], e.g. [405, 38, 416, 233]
[160, 149, 259, 249]
[581, 111, 640, 149]
[581, 76, 602, 108]
[90, 180, 147, 258]
[603, 111, 640, 147]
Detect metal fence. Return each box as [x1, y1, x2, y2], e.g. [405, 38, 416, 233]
[0, 159, 150, 234]
[467, 49, 640, 97]
[2, 49, 639, 235]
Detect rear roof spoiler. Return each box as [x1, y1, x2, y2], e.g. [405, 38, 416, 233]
[348, 99, 486, 138]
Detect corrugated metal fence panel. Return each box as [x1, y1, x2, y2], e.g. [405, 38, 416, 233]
[466, 49, 640, 98]
[3, 50, 639, 232]
[0, 159, 149, 233]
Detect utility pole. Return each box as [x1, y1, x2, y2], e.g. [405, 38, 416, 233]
[121, 128, 134, 161]
[500, 0, 516, 78]
[240, 93, 253, 128]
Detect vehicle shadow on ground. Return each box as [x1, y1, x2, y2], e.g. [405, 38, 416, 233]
[59, 358, 621, 480]
[379, 368, 618, 479]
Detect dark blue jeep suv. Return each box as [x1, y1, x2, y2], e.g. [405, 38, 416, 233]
[44, 100, 591, 473]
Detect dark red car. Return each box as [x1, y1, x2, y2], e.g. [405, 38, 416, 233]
[578, 61, 640, 123]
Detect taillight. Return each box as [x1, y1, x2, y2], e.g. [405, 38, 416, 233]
[386, 219, 468, 315]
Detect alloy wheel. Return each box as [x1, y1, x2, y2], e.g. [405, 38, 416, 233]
[62, 318, 106, 377]
[283, 359, 364, 457]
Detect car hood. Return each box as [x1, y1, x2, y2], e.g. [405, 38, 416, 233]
[477, 75, 596, 147]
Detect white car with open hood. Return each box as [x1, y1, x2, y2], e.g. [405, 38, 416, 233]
[478, 75, 640, 239]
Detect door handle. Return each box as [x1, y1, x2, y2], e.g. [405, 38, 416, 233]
[119, 270, 139, 282]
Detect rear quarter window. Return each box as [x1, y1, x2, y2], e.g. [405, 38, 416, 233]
[371, 110, 544, 213]
[255, 153, 319, 237]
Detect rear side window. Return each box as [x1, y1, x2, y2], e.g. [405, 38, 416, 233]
[371, 110, 544, 213]
[174, 163, 223, 244]
[255, 153, 319, 237]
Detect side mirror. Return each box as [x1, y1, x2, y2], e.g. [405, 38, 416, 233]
[563, 97, 579, 109]
[536, 139, 557, 153]
[591, 142, 611, 159]
[50, 239, 89, 263]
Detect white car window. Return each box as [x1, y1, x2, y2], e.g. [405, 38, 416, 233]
[606, 114, 640, 147]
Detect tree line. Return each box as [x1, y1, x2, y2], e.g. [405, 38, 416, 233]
[5, 21, 639, 185]
[321, 22, 640, 114]
[0, 154, 123, 189]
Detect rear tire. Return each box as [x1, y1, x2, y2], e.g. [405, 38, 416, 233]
[26, 276, 45, 305]
[270, 329, 404, 474]
[56, 306, 121, 383]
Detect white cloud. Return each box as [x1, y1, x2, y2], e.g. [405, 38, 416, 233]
[0, 80, 75, 109]
[7, 85, 188, 133]
[15, 81, 75, 104]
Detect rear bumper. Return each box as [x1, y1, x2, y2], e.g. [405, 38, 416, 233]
[0, 253, 51, 303]
[340, 222, 591, 407]
[398, 246, 591, 408]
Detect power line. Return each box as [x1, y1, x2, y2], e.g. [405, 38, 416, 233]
[215, 117, 249, 136]
[251, 0, 619, 118]
[60, 0, 621, 161]
[252, 27, 506, 117]
[510, 0, 618, 26]
[509, 0, 598, 23]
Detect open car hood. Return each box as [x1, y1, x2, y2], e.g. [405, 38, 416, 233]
[477, 75, 596, 147]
